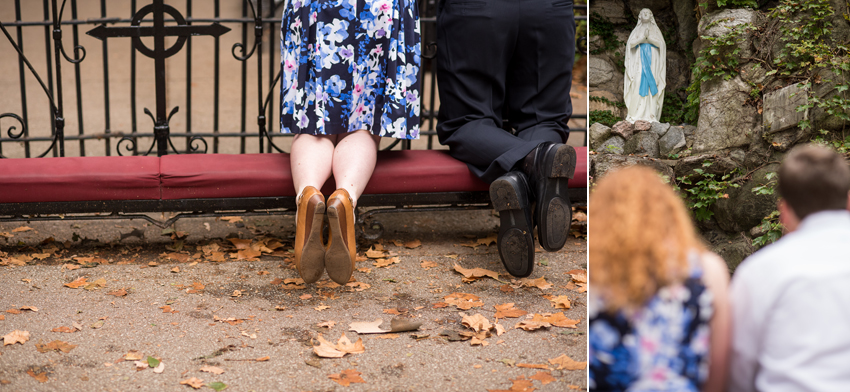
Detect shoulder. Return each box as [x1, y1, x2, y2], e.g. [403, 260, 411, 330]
[699, 252, 730, 289]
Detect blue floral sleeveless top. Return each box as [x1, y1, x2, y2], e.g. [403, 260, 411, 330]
[589, 257, 713, 391]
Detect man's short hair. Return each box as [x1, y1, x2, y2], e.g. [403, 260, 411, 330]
[778, 144, 850, 219]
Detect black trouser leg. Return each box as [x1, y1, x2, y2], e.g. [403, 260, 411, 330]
[436, 0, 575, 184]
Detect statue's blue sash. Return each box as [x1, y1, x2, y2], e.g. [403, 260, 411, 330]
[638, 43, 658, 97]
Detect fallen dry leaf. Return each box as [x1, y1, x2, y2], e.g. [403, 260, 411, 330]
[51, 326, 76, 333]
[520, 277, 553, 290]
[19, 306, 37, 312]
[404, 239, 422, 249]
[517, 363, 548, 369]
[495, 323, 506, 336]
[314, 305, 330, 311]
[83, 278, 107, 291]
[180, 377, 205, 389]
[494, 303, 528, 319]
[365, 247, 386, 259]
[227, 238, 253, 249]
[0, 315, 4, 321]
[220, 216, 243, 223]
[125, 350, 144, 361]
[62, 264, 81, 271]
[548, 295, 571, 309]
[453, 264, 501, 282]
[200, 366, 224, 375]
[317, 320, 336, 329]
[345, 281, 371, 291]
[36, 340, 77, 353]
[256, 356, 270, 362]
[443, 292, 484, 310]
[107, 288, 128, 297]
[160, 306, 178, 314]
[383, 308, 406, 315]
[328, 369, 366, 387]
[12, 226, 32, 233]
[373, 256, 400, 268]
[5, 309, 20, 315]
[549, 354, 586, 370]
[64, 277, 88, 289]
[487, 375, 534, 392]
[462, 314, 493, 333]
[420, 260, 439, 270]
[530, 371, 556, 385]
[567, 269, 587, 283]
[313, 334, 364, 358]
[26, 369, 47, 383]
[3, 330, 29, 345]
[153, 361, 165, 373]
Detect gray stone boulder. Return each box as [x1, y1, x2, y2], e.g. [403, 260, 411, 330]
[624, 131, 660, 157]
[591, 153, 675, 181]
[665, 51, 692, 94]
[696, 9, 758, 59]
[692, 76, 760, 153]
[763, 83, 810, 151]
[589, 57, 615, 88]
[589, 123, 613, 149]
[650, 122, 671, 137]
[634, 120, 652, 132]
[674, 153, 741, 179]
[673, 0, 699, 53]
[709, 235, 756, 272]
[597, 135, 626, 155]
[658, 126, 686, 157]
[740, 63, 767, 85]
[713, 164, 780, 233]
[810, 65, 850, 133]
[592, 0, 630, 24]
[611, 120, 635, 139]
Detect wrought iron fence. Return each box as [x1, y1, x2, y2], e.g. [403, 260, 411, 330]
[0, 0, 587, 159]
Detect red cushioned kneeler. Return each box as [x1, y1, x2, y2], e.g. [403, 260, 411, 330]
[0, 156, 161, 203]
[159, 148, 587, 200]
[160, 153, 295, 200]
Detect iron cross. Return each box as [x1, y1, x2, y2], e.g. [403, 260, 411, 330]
[86, 0, 230, 156]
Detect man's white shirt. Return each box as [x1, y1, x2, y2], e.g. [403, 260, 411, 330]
[729, 210, 850, 392]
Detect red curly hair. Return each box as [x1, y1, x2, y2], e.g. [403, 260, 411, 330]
[590, 165, 704, 311]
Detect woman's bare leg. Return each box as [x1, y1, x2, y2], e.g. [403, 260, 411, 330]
[331, 129, 382, 207]
[291, 133, 337, 199]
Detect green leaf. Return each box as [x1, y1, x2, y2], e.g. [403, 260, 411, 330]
[147, 356, 160, 368]
[209, 382, 228, 391]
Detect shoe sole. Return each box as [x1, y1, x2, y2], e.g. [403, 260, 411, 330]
[300, 201, 326, 284]
[538, 145, 574, 252]
[325, 203, 354, 285]
[490, 178, 534, 278]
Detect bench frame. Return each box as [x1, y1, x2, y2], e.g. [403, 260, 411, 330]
[0, 1, 587, 241]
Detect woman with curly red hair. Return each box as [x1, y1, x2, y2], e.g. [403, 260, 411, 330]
[589, 165, 731, 392]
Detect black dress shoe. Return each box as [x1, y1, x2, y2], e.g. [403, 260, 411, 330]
[489, 171, 535, 277]
[523, 142, 577, 252]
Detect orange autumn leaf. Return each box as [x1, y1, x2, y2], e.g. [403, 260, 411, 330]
[404, 239, 422, 249]
[26, 369, 48, 383]
[160, 306, 178, 314]
[180, 377, 205, 389]
[548, 295, 571, 309]
[64, 277, 88, 289]
[420, 260, 439, 269]
[200, 366, 224, 375]
[494, 303, 528, 319]
[328, 369, 366, 386]
[373, 256, 400, 268]
[487, 375, 535, 392]
[51, 326, 76, 333]
[256, 356, 270, 362]
[549, 354, 586, 370]
[107, 288, 128, 297]
[35, 340, 77, 353]
[520, 276, 553, 290]
[516, 363, 548, 369]
[443, 292, 484, 310]
[227, 238, 252, 249]
[462, 314, 493, 333]
[453, 264, 501, 282]
[530, 371, 556, 385]
[5, 309, 21, 315]
[3, 330, 29, 345]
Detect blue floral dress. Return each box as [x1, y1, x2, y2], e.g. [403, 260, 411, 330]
[589, 256, 713, 391]
[280, 0, 421, 139]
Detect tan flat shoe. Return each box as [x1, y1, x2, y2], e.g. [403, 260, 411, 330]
[325, 188, 356, 285]
[294, 186, 325, 283]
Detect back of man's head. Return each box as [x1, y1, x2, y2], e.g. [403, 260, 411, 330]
[778, 144, 850, 220]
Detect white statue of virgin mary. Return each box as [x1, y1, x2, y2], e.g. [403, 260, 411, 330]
[624, 9, 666, 123]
